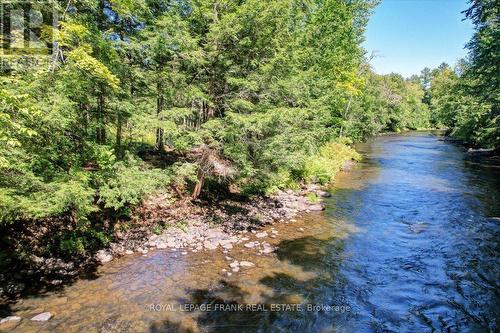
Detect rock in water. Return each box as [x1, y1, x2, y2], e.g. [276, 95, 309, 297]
[316, 190, 331, 197]
[96, 250, 113, 263]
[0, 316, 21, 324]
[262, 244, 274, 254]
[31, 312, 52, 321]
[203, 240, 218, 250]
[308, 204, 325, 211]
[239, 261, 255, 267]
[222, 243, 233, 250]
[156, 242, 167, 249]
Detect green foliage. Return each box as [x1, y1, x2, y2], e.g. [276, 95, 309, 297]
[57, 229, 111, 257]
[0, 170, 96, 224]
[59, 236, 85, 256]
[426, 0, 499, 148]
[98, 158, 171, 212]
[306, 193, 320, 203]
[176, 220, 188, 233]
[1, 0, 436, 226]
[304, 142, 361, 184]
[152, 224, 165, 235]
[170, 162, 198, 192]
[67, 47, 120, 90]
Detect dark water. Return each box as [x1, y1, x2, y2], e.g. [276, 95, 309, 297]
[4, 132, 499, 332]
[306, 132, 500, 332]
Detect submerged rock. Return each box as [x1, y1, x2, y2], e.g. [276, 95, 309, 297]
[31, 312, 52, 321]
[239, 261, 255, 267]
[0, 316, 21, 324]
[261, 243, 275, 254]
[222, 243, 233, 250]
[244, 242, 257, 248]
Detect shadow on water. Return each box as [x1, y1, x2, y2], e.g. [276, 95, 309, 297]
[0, 258, 101, 319]
[149, 235, 351, 333]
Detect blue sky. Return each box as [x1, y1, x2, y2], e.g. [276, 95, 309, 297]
[363, 0, 474, 78]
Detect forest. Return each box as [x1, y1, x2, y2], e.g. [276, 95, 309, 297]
[0, 0, 498, 262]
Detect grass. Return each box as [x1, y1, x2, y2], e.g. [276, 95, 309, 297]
[306, 192, 320, 203]
[175, 220, 188, 233]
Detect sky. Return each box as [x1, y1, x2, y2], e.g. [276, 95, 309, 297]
[363, 0, 474, 78]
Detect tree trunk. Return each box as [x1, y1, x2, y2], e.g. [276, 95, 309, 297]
[155, 81, 164, 151]
[192, 148, 213, 200]
[115, 111, 123, 159]
[96, 94, 106, 144]
[192, 169, 205, 200]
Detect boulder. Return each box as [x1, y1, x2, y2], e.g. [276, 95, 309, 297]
[96, 250, 113, 263]
[0, 316, 21, 324]
[31, 312, 52, 321]
[137, 248, 148, 254]
[203, 240, 218, 250]
[308, 203, 325, 211]
[222, 243, 233, 250]
[262, 244, 274, 254]
[156, 242, 168, 249]
[316, 190, 331, 198]
[239, 261, 254, 267]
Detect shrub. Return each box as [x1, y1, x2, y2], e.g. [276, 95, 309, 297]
[176, 220, 188, 233]
[57, 229, 111, 257]
[304, 142, 360, 184]
[0, 171, 96, 225]
[98, 159, 171, 213]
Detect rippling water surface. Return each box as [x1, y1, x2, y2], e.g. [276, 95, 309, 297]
[4, 132, 499, 332]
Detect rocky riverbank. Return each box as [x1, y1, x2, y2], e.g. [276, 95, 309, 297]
[0, 182, 335, 303]
[96, 183, 332, 264]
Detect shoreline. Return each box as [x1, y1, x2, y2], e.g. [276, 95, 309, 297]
[96, 182, 332, 263]
[0, 161, 354, 306]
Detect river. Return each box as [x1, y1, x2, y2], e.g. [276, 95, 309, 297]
[3, 132, 499, 332]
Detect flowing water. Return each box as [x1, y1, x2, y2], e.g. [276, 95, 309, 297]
[3, 132, 499, 332]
